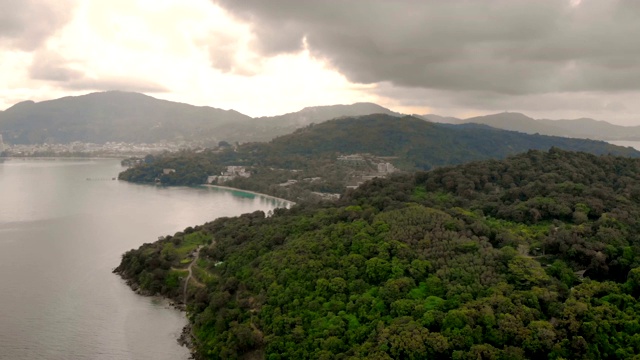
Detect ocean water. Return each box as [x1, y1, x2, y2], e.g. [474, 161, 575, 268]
[0, 158, 286, 359]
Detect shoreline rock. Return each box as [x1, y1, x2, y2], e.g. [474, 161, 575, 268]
[113, 267, 199, 357]
[177, 324, 192, 347]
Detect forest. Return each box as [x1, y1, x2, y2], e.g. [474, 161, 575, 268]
[116, 148, 640, 359]
[117, 114, 640, 202]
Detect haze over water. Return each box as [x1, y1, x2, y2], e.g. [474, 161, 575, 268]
[606, 140, 640, 152]
[0, 158, 287, 360]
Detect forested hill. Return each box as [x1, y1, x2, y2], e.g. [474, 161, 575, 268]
[229, 102, 403, 142]
[118, 149, 640, 359]
[0, 92, 401, 144]
[0, 91, 252, 144]
[118, 114, 640, 199]
[264, 115, 640, 168]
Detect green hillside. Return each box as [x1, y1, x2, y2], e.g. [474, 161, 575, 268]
[0, 91, 252, 144]
[232, 102, 402, 142]
[262, 115, 639, 168]
[118, 114, 640, 201]
[116, 149, 640, 359]
[0, 92, 401, 144]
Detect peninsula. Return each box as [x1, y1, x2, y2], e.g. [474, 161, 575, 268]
[116, 148, 640, 359]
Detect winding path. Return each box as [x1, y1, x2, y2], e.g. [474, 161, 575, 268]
[183, 245, 204, 305]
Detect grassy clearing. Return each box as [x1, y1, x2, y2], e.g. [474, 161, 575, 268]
[176, 231, 209, 256]
[193, 266, 216, 285]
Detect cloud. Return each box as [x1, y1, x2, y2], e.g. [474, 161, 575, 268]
[212, 0, 640, 96]
[604, 101, 627, 112]
[0, 0, 77, 50]
[26, 48, 167, 92]
[61, 77, 169, 93]
[206, 31, 238, 72]
[28, 50, 83, 81]
[372, 81, 640, 124]
[199, 30, 258, 75]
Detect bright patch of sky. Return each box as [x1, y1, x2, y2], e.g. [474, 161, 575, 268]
[0, 0, 386, 116]
[2, 0, 640, 124]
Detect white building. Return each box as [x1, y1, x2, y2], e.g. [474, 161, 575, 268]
[377, 162, 396, 174]
[207, 166, 251, 184]
[226, 166, 250, 177]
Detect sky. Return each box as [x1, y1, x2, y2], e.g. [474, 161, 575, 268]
[1, 0, 640, 124]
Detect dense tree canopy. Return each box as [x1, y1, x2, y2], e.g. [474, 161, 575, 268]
[116, 149, 640, 359]
[118, 115, 640, 201]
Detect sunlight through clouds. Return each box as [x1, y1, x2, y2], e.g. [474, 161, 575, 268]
[2, 0, 640, 123]
[0, 0, 376, 116]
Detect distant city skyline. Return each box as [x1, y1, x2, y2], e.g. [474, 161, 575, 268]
[2, 0, 640, 125]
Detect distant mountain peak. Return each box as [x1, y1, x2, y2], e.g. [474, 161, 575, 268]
[5, 100, 36, 111]
[0, 92, 409, 145]
[419, 114, 462, 124]
[470, 112, 533, 121]
[296, 102, 396, 114]
[0, 91, 252, 144]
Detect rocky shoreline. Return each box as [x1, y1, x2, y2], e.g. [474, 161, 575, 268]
[114, 269, 200, 358]
[177, 323, 197, 359]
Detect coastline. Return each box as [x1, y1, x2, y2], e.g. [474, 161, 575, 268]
[115, 273, 197, 356]
[113, 182, 294, 357]
[1, 156, 125, 160]
[202, 184, 296, 207]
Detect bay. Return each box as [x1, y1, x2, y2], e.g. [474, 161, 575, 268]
[0, 158, 287, 360]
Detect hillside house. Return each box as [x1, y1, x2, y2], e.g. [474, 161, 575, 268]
[225, 166, 250, 178]
[207, 165, 251, 184]
[377, 162, 396, 174]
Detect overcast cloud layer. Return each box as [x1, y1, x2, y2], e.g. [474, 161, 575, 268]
[213, 0, 640, 121]
[214, 0, 640, 94]
[2, 0, 640, 123]
[0, 0, 75, 50]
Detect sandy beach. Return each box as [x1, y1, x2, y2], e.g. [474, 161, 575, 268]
[202, 184, 296, 207]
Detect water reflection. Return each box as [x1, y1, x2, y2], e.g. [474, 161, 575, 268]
[0, 158, 286, 360]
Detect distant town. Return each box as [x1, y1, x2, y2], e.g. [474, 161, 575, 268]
[0, 136, 193, 158]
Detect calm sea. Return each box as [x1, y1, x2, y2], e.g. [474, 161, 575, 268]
[0, 158, 287, 360]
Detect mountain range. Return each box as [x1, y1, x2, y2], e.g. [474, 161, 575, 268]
[219, 102, 401, 143]
[261, 114, 640, 169]
[118, 114, 640, 194]
[420, 112, 640, 141]
[0, 92, 251, 144]
[2, 91, 640, 145]
[0, 91, 400, 145]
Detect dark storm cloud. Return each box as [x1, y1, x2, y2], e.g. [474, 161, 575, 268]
[376, 82, 626, 112]
[0, 0, 75, 50]
[213, 0, 640, 95]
